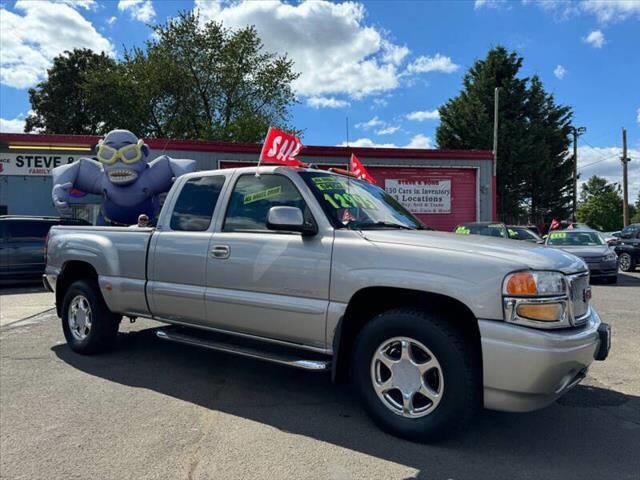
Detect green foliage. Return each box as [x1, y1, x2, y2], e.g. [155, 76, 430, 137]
[576, 176, 625, 231]
[25, 49, 117, 134]
[27, 12, 299, 142]
[436, 47, 573, 222]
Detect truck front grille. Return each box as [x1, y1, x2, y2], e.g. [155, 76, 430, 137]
[568, 272, 590, 325]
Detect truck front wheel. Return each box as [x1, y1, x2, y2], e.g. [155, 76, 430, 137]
[61, 280, 121, 354]
[352, 308, 480, 442]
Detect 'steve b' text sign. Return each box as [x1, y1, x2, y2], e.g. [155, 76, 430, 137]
[385, 179, 452, 214]
[0, 153, 84, 176]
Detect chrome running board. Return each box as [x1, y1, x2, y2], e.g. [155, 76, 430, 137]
[156, 329, 331, 371]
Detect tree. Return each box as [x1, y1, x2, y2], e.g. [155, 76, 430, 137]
[98, 11, 300, 141]
[576, 176, 625, 231]
[27, 12, 299, 142]
[436, 47, 573, 222]
[25, 49, 116, 134]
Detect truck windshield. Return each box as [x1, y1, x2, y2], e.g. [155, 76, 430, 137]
[299, 171, 426, 230]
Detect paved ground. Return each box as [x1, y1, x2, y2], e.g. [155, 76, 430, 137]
[1, 274, 639, 480]
[0, 285, 54, 327]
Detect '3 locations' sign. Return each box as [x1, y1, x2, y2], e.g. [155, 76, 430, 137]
[0, 153, 85, 176]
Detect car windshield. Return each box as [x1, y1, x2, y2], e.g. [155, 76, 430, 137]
[547, 231, 604, 246]
[456, 223, 507, 238]
[299, 171, 425, 230]
[509, 227, 539, 240]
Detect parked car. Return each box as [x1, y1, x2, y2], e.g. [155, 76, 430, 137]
[545, 229, 618, 283]
[615, 223, 640, 272]
[44, 166, 610, 442]
[599, 231, 621, 247]
[0, 215, 89, 285]
[507, 225, 544, 243]
[454, 221, 508, 238]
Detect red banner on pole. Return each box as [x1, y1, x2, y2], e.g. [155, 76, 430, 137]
[259, 127, 304, 166]
[349, 153, 376, 183]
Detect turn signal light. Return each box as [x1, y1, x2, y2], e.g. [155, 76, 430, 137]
[516, 303, 563, 322]
[505, 272, 537, 295]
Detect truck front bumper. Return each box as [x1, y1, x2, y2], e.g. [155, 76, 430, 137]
[479, 308, 610, 412]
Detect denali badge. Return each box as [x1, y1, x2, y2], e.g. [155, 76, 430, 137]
[583, 287, 592, 302]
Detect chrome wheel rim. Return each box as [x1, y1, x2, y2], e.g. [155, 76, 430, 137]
[619, 254, 630, 271]
[68, 295, 92, 341]
[370, 336, 444, 418]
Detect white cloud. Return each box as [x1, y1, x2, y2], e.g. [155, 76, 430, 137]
[405, 134, 432, 149]
[526, 0, 640, 23]
[406, 54, 459, 74]
[194, 0, 409, 99]
[342, 138, 397, 148]
[578, 146, 639, 201]
[0, 1, 114, 89]
[372, 98, 389, 108]
[636, 107, 640, 125]
[356, 116, 385, 130]
[583, 29, 605, 48]
[474, 0, 507, 9]
[53, 0, 97, 9]
[553, 64, 567, 79]
[406, 109, 440, 121]
[377, 126, 400, 135]
[581, 0, 640, 23]
[118, 0, 155, 23]
[306, 97, 350, 109]
[339, 134, 432, 149]
[0, 116, 26, 133]
[106, 16, 117, 26]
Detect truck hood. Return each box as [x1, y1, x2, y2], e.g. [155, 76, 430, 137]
[360, 230, 587, 274]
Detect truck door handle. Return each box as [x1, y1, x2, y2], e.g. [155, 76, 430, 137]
[210, 245, 230, 259]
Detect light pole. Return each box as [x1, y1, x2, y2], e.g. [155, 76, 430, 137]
[572, 126, 586, 221]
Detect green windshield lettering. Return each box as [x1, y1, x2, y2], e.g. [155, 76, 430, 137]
[244, 186, 282, 205]
[455, 226, 470, 235]
[549, 232, 566, 239]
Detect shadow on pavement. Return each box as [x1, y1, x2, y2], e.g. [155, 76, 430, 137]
[53, 328, 640, 479]
[614, 272, 640, 287]
[0, 283, 47, 295]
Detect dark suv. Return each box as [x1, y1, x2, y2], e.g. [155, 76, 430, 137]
[0, 216, 90, 285]
[615, 223, 640, 272]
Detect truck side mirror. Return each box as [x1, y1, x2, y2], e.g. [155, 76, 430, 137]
[267, 206, 317, 236]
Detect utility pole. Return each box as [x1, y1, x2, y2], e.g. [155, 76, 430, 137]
[622, 128, 630, 227]
[493, 87, 499, 219]
[572, 127, 586, 221]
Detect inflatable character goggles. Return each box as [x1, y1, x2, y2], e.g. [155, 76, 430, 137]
[97, 139, 144, 165]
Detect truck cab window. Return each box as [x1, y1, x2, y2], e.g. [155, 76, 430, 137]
[170, 176, 226, 231]
[223, 174, 308, 232]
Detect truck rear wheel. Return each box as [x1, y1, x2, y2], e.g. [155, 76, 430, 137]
[61, 280, 121, 354]
[618, 253, 635, 272]
[352, 308, 480, 442]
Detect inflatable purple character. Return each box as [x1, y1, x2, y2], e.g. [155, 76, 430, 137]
[52, 130, 196, 225]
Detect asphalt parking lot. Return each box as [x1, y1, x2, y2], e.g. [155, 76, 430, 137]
[1, 274, 639, 480]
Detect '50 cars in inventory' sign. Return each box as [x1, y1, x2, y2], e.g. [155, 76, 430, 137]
[385, 178, 452, 214]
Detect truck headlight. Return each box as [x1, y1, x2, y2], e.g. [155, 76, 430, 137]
[503, 271, 566, 296]
[503, 270, 570, 328]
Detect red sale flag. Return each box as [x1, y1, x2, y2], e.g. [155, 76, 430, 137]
[259, 127, 304, 167]
[349, 154, 376, 183]
[549, 218, 560, 230]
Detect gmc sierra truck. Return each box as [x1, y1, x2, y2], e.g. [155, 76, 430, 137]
[44, 166, 611, 441]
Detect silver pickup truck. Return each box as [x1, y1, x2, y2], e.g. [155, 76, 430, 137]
[44, 165, 611, 441]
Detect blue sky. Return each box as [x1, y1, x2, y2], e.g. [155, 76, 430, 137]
[0, 0, 638, 196]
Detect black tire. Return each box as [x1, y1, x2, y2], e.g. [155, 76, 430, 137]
[618, 253, 636, 272]
[61, 280, 121, 354]
[352, 308, 481, 442]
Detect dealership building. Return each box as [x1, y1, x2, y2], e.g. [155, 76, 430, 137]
[0, 133, 495, 231]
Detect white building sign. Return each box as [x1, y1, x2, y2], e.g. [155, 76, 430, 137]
[385, 179, 452, 214]
[0, 153, 84, 176]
